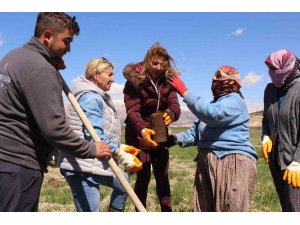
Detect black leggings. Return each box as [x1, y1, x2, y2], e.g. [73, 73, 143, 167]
[134, 148, 172, 212]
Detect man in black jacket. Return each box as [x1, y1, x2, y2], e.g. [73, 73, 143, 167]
[0, 12, 112, 212]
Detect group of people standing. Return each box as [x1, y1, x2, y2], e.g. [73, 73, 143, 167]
[0, 12, 299, 212]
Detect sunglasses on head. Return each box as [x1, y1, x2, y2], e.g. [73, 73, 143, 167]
[100, 57, 109, 63]
[94, 57, 111, 73]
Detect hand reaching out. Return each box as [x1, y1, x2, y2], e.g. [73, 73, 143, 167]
[167, 74, 188, 97]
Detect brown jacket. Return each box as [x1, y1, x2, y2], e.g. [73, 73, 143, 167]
[123, 63, 181, 150]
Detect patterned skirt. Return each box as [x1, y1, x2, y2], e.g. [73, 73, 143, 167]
[194, 150, 257, 212]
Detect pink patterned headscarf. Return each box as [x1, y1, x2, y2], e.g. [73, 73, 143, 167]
[265, 49, 296, 88]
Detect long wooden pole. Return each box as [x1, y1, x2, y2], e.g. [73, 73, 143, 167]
[61, 76, 146, 212]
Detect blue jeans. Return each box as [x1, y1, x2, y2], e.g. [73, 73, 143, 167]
[60, 169, 129, 212]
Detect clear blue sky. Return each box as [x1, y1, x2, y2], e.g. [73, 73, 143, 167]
[1, 1, 300, 223]
[1, 12, 300, 112]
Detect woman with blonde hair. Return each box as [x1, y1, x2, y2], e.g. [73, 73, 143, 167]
[58, 57, 142, 212]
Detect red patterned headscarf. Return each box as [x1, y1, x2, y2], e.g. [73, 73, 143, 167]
[265, 49, 296, 88]
[211, 65, 243, 100]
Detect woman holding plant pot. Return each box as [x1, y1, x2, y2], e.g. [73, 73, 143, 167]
[123, 43, 181, 211]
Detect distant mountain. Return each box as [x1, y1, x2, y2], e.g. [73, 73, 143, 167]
[111, 100, 263, 128]
[113, 100, 197, 127]
[172, 107, 197, 127]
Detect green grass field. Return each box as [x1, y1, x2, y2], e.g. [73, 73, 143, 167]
[39, 127, 281, 212]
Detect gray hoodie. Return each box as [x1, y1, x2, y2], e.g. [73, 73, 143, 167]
[0, 38, 97, 172]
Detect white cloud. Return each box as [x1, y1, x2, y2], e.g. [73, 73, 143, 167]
[230, 28, 244, 36]
[107, 82, 125, 100]
[0, 34, 4, 47]
[242, 72, 262, 87]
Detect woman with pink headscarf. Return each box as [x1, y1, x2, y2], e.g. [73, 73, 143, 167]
[167, 65, 258, 212]
[262, 49, 300, 211]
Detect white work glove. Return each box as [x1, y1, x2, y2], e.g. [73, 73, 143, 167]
[283, 161, 300, 187]
[115, 145, 142, 172]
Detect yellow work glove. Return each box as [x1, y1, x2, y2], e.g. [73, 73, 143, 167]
[261, 135, 272, 162]
[162, 109, 175, 126]
[122, 145, 143, 172]
[115, 145, 142, 172]
[141, 128, 158, 148]
[283, 161, 300, 188]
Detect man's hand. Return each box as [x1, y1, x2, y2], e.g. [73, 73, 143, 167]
[283, 161, 300, 187]
[261, 135, 272, 162]
[94, 141, 112, 158]
[167, 74, 188, 97]
[162, 109, 175, 126]
[141, 128, 158, 148]
[115, 145, 142, 172]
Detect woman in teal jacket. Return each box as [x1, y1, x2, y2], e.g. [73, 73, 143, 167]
[168, 65, 258, 212]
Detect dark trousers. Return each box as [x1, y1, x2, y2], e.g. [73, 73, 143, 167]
[269, 154, 300, 211]
[134, 148, 172, 212]
[0, 159, 43, 212]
